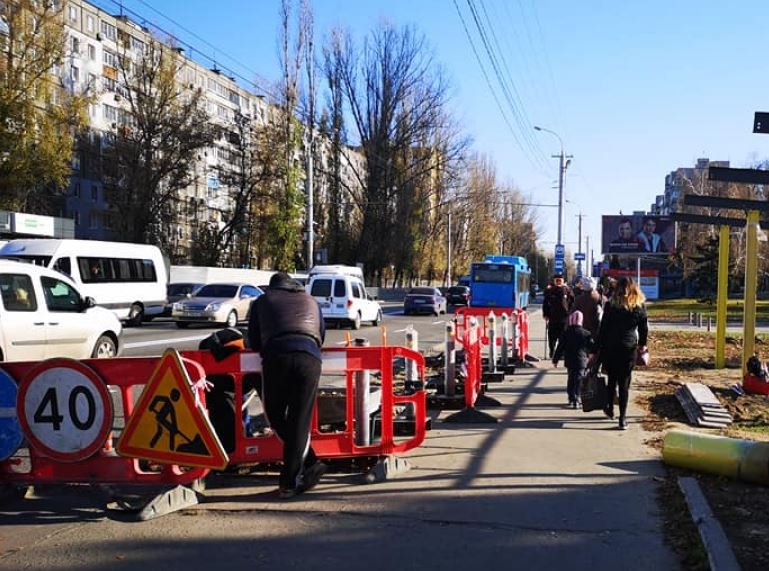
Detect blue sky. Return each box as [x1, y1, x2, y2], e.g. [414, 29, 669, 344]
[110, 0, 769, 262]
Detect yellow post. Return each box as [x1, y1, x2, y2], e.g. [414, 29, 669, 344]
[715, 225, 729, 368]
[742, 210, 759, 373]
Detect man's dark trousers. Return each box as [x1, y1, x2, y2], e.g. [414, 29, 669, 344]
[262, 351, 321, 490]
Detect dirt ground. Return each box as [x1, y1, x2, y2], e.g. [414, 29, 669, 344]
[634, 330, 769, 571]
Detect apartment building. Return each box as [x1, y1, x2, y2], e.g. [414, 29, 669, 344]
[59, 0, 365, 265]
[659, 158, 729, 215]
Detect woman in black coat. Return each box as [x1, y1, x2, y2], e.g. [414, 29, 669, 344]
[597, 277, 648, 430]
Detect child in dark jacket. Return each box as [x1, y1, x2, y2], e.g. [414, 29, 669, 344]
[552, 310, 596, 408]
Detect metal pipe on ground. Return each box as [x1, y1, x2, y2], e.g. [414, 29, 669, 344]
[662, 429, 769, 484]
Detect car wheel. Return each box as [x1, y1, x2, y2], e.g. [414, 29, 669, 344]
[373, 309, 383, 326]
[91, 334, 117, 358]
[176, 321, 190, 329]
[126, 303, 144, 327]
[226, 310, 238, 328]
[351, 313, 361, 330]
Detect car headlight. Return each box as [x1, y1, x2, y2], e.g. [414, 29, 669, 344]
[207, 302, 221, 311]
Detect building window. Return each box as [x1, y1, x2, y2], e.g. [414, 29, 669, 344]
[70, 36, 80, 54]
[86, 15, 94, 33]
[100, 20, 117, 41]
[89, 211, 99, 229]
[68, 5, 78, 22]
[103, 49, 116, 67]
[103, 104, 118, 123]
[87, 43, 95, 60]
[73, 182, 80, 198]
[72, 155, 80, 171]
[70, 66, 79, 82]
[73, 211, 80, 226]
[91, 185, 98, 201]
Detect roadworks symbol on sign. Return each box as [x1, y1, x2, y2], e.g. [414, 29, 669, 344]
[117, 349, 228, 470]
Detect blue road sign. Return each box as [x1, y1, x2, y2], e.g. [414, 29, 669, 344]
[0, 370, 22, 462]
[574, 253, 586, 261]
[554, 243, 565, 258]
[554, 259, 565, 273]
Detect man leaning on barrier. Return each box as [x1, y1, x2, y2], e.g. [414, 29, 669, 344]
[248, 271, 327, 499]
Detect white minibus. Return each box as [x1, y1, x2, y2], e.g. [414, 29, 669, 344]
[0, 239, 168, 326]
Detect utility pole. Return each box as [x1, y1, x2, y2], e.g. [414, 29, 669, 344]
[586, 235, 590, 276]
[576, 213, 585, 276]
[447, 209, 452, 287]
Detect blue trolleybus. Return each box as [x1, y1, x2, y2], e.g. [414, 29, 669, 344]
[469, 255, 531, 309]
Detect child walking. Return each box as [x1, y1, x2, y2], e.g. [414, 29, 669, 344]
[552, 310, 596, 408]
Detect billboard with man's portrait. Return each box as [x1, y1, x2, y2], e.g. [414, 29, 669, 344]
[601, 215, 675, 255]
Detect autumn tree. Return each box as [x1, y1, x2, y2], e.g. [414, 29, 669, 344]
[0, 0, 89, 213]
[327, 23, 468, 283]
[102, 39, 216, 249]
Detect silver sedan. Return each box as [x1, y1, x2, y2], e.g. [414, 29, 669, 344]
[172, 282, 263, 328]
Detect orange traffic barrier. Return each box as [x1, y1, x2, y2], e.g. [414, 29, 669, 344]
[1, 346, 427, 486]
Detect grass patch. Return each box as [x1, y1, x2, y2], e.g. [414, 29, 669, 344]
[647, 298, 769, 321]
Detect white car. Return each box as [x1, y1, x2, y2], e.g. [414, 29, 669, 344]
[307, 272, 382, 329]
[0, 260, 122, 361]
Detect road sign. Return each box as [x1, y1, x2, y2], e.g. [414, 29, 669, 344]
[17, 359, 113, 463]
[554, 243, 565, 258]
[754, 112, 769, 134]
[0, 370, 23, 462]
[117, 349, 228, 470]
[554, 259, 565, 273]
[574, 253, 586, 261]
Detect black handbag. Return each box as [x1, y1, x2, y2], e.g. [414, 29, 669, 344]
[581, 364, 608, 412]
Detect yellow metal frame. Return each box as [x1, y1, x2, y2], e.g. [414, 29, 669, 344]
[743, 210, 759, 372]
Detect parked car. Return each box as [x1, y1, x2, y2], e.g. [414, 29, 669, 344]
[172, 282, 263, 328]
[307, 270, 382, 329]
[0, 260, 122, 361]
[162, 282, 205, 316]
[403, 287, 447, 316]
[446, 285, 471, 306]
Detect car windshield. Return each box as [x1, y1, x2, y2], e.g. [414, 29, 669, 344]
[410, 287, 436, 295]
[197, 284, 238, 298]
[168, 283, 201, 296]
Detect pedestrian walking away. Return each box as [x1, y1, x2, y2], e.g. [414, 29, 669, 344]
[596, 276, 648, 430]
[552, 310, 596, 409]
[248, 271, 328, 499]
[542, 273, 574, 359]
[572, 276, 602, 340]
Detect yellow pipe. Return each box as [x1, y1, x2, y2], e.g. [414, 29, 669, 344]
[715, 225, 729, 368]
[662, 429, 769, 484]
[743, 210, 759, 373]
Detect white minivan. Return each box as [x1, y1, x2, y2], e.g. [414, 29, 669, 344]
[0, 239, 168, 326]
[307, 269, 382, 329]
[0, 260, 122, 361]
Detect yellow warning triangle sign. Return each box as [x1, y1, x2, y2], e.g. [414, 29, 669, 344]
[117, 348, 228, 470]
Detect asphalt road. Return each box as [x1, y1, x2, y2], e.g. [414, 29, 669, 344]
[121, 301, 456, 357]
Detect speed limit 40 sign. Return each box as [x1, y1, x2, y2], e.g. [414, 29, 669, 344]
[17, 359, 113, 463]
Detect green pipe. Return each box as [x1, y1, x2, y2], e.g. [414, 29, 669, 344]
[662, 429, 769, 485]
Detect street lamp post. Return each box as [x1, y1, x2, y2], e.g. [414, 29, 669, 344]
[534, 126, 572, 272]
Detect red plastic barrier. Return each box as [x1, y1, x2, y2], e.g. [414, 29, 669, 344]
[514, 309, 529, 361]
[455, 307, 515, 340]
[1, 346, 427, 486]
[458, 325, 483, 408]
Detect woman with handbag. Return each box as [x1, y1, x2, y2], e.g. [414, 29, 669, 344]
[596, 276, 649, 430]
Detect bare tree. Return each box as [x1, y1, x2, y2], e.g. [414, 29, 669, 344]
[102, 39, 216, 247]
[0, 0, 89, 212]
[328, 23, 468, 283]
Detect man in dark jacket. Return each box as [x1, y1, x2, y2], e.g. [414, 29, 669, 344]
[248, 271, 326, 499]
[542, 273, 574, 358]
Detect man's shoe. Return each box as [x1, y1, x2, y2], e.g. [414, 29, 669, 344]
[278, 487, 299, 499]
[619, 419, 628, 430]
[297, 461, 328, 493]
[603, 405, 614, 420]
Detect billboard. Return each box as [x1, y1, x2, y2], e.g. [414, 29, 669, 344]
[601, 215, 675, 255]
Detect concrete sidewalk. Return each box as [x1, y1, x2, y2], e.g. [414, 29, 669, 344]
[0, 313, 678, 571]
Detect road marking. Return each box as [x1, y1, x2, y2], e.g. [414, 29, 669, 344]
[123, 335, 210, 350]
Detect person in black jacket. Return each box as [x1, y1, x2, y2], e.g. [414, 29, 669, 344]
[248, 272, 327, 498]
[597, 276, 648, 430]
[552, 310, 596, 409]
[542, 273, 574, 358]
